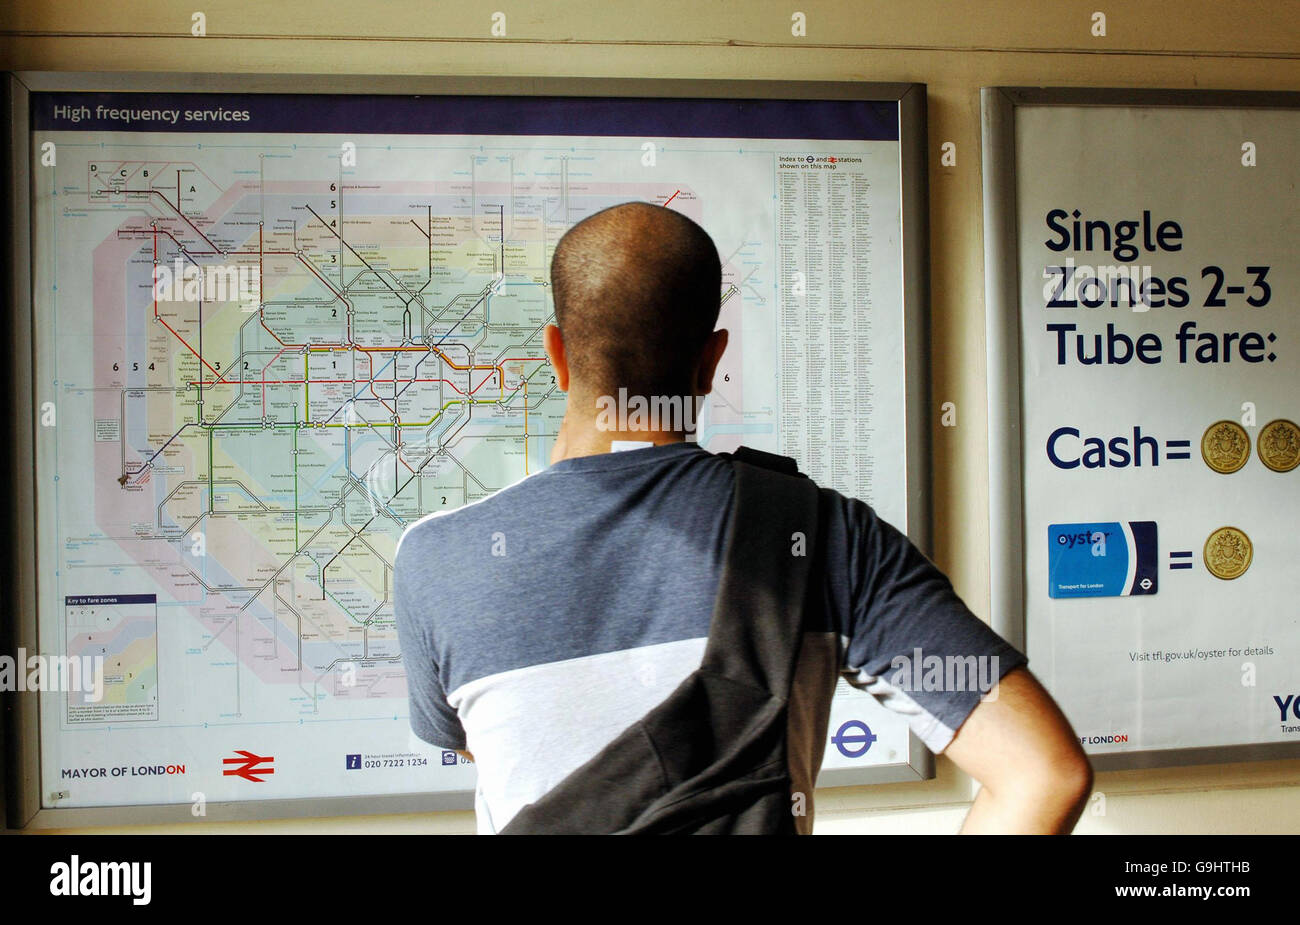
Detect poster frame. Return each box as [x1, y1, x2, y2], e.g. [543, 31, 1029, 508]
[5, 71, 932, 827]
[981, 85, 1300, 773]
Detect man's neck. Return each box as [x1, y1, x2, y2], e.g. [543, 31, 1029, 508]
[549, 413, 690, 464]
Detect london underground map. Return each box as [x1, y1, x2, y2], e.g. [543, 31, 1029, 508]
[29, 91, 910, 810]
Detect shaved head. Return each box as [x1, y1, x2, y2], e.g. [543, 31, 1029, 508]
[549, 201, 722, 399]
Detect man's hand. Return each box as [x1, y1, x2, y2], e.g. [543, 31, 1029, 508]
[943, 666, 1094, 834]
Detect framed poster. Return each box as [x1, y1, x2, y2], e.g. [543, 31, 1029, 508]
[982, 87, 1300, 771]
[4, 72, 931, 827]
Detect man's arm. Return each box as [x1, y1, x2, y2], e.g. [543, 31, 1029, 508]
[942, 666, 1094, 834]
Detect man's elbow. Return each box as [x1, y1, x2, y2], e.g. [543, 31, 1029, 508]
[947, 667, 1097, 830]
[1054, 742, 1095, 806]
[1021, 739, 1095, 818]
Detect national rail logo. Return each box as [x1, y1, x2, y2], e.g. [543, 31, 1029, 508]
[222, 749, 275, 782]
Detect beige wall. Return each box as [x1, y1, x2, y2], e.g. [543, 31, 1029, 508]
[5, 1, 1299, 835]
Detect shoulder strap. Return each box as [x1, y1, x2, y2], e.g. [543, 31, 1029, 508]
[702, 447, 820, 697]
[729, 445, 801, 476]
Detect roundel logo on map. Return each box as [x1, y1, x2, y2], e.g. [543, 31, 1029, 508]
[832, 720, 877, 759]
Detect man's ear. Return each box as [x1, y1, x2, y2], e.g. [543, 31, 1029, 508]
[694, 328, 730, 395]
[542, 323, 569, 392]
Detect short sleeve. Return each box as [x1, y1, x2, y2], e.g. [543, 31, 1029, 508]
[837, 496, 1028, 754]
[393, 538, 468, 751]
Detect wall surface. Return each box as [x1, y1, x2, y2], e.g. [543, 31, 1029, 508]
[3, 0, 1298, 835]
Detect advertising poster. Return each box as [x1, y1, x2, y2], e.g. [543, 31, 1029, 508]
[1010, 101, 1300, 759]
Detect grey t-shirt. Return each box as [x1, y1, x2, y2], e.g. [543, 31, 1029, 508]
[393, 441, 1026, 832]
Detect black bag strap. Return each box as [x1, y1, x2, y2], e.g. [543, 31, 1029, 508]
[702, 446, 820, 697]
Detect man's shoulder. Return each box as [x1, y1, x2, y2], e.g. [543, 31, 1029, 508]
[798, 478, 872, 533]
[394, 468, 542, 561]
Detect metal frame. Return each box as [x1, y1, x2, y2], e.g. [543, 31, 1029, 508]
[5, 72, 931, 827]
[982, 85, 1300, 773]
[4, 73, 39, 831]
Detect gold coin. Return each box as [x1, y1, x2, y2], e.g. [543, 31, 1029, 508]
[1258, 419, 1300, 473]
[1201, 420, 1251, 473]
[1203, 526, 1252, 580]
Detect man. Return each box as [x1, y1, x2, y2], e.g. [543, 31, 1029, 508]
[394, 201, 1093, 834]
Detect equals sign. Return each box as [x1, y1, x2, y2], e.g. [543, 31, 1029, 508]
[1165, 439, 1191, 460]
[1169, 551, 1194, 570]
